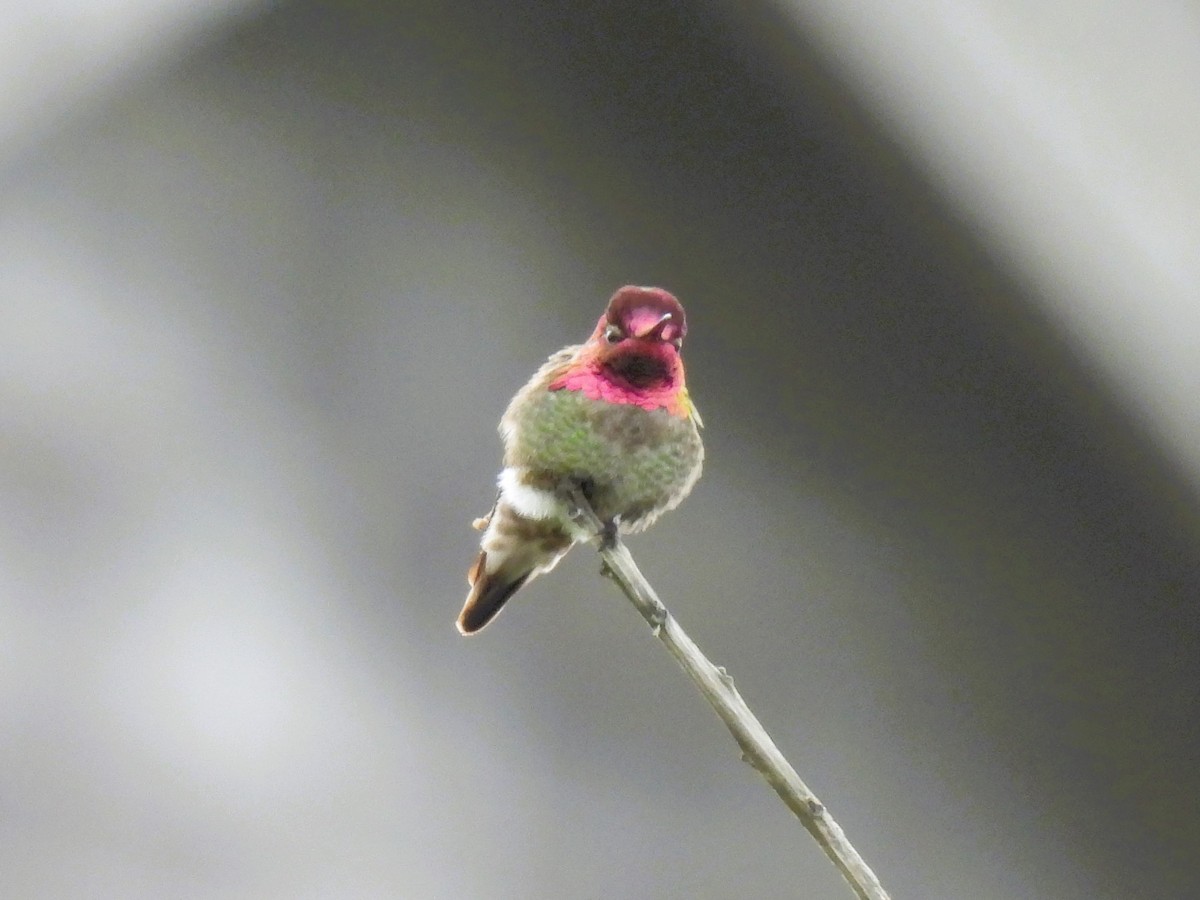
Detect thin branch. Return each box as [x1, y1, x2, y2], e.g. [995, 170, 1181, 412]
[565, 487, 891, 900]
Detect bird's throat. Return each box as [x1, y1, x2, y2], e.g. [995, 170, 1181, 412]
[549, 348, 684, 416]
[602, 351, 672, 390]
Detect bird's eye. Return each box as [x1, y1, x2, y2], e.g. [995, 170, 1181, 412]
[604, 324, 623, 344]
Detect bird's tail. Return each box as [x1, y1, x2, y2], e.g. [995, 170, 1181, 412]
[456, 501, 575, 634]
[457, 550, 533, 634]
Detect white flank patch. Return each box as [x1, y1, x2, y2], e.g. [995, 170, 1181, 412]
[498, 467, 562, 520]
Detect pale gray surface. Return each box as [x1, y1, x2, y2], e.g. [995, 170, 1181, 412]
[775, 0, 1200, 488]
[1, 2, 1197, 898]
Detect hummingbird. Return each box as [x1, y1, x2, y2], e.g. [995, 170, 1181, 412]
[457, 285, 704, 634]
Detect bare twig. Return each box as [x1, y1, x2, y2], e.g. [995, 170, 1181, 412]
[566, 487, 891, 900]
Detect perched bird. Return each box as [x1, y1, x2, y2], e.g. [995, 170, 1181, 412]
[457, 285, 704, 634]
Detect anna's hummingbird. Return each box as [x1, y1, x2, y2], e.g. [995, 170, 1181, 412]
[457, 285, 704, 634]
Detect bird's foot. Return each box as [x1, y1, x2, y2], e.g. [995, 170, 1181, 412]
[598, 515, 620, 550]
[558, 477, 596, 524]
[557, 478, 619, 546]
[575, 476, 597, 504]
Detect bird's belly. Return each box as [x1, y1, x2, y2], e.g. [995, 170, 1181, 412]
[506, 390, 702, 529]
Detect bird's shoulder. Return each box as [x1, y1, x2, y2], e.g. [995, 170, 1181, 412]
[498, 343, 583, 436]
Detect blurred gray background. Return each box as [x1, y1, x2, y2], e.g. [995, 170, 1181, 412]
[2, 1, 1198, 898]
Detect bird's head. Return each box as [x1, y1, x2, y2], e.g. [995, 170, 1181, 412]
[596, 285, 686, 347]
[586, 286, 687, 390]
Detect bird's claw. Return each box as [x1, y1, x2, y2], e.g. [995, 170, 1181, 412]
[598, 515, 620, 550]
[557, 478, 585, 522]
[558, 477, 599, 527]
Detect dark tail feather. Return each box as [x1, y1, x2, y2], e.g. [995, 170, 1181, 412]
[456, 550, 531, 635]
